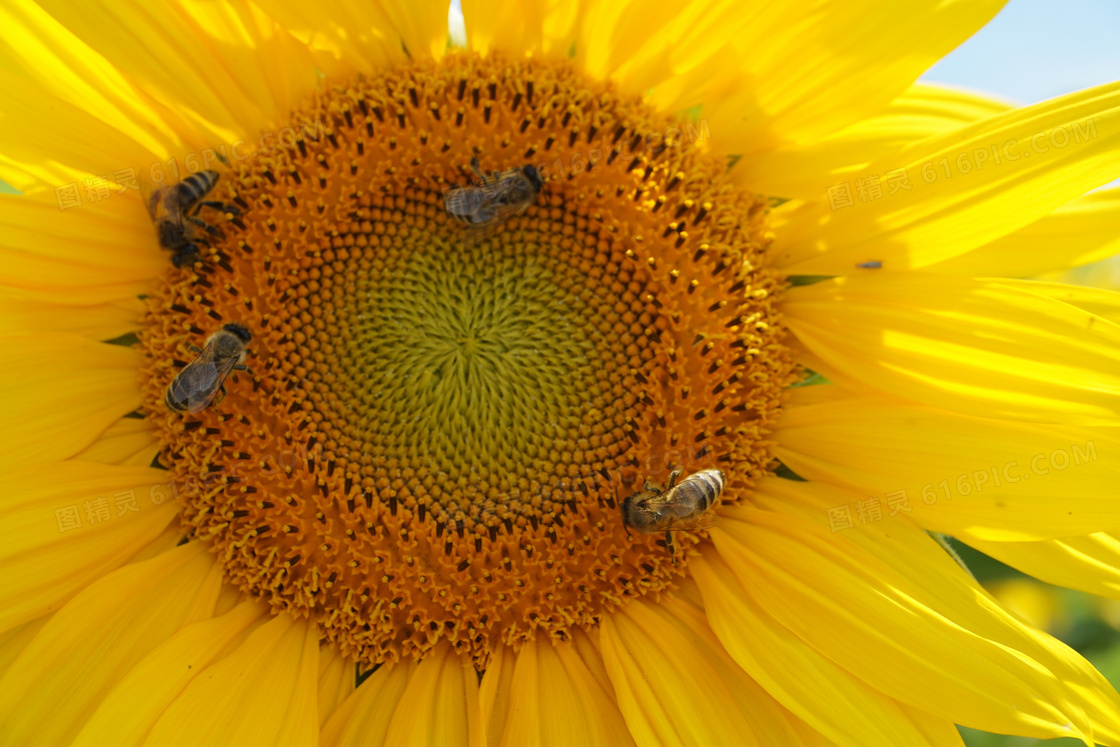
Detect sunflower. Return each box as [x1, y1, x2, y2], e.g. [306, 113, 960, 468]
[2, 0, 1120, 744]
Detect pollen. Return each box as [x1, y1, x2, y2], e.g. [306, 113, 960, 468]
[140, 51, 795, 666]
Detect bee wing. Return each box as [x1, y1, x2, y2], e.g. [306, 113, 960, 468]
[464, 202, 528, 236]
[667, 512, 722, 533]
[167, 362, 216, 414]
[140, 182, 163, 220]
[443, 186, 477, 215]
[170, 344, 239, 413]
[488, 176, 532, 205]
[446, 180, 511, 212]
[141, 180, 190, 238]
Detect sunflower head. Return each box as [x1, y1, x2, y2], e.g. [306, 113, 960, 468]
[7, 2, 1120, 745]
[138, 50, 794, 665]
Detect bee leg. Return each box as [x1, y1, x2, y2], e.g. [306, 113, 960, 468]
[197, 200, 242, 215]
[188, 345, 202, 354]
[146, 190, 162, 219]
[214, 385, 227, 407]
[189, 216, 225, 239]
[666, 469, 682, 489]
[469, 156, 489, 184]
[665, 530, 677, 565]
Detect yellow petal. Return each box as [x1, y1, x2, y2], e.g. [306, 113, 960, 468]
[1047, 253, 1120, 290]
[600, 594, 809, 746]
[485, 638, 634, 747]
[0, 291, 142, 339]
[702, 0, 1006, 156]
[0, 71, 147, 193]
[320, 662, 415, 747]
[692, 553, 965, 747]
[788, 337, 877, 394]
[378, 0, 450, 60]
[0, 461, 179, 633]
[0, 190, 165, 302]
[930, 188, 1120, 277]
[0, 0, 184, 170]
[0, 616, 48, 681]
[783, 273, 1120, 425]
[73, 417, 160, 468]
[738, 83, 1013, 199]
[966, 533, 1120, 601]
[906, 708, 972, 747]
[774, 81, 1120, 275]
[0, 334, 143, 471]
[145, 613, 320, 747]
[479, 645, 516, 747]
[128, 523, 190, 565]
[712, 477, 1120, 742]
[72, 601, 267, 747]
[664, 593, 840, 746]
[463, 0, 576, 57]
[574, 0, 687, 93]
[463, 0, 543, 56]
[0, 157, 46, 196]
[574, 0, 759, 109]
[569, 627, 614, 697]
[775, 388, 1120, 540]
[0, 542, 222, 745]
[317, 644, 356, 727]
[986, 578, 1061, 632]
[785, 722, 835, 747]
[36, 0, 319, 142]
[988, 278, 1120, 325]
[384, 643, 485, 747]
[251, 0, 408, 76]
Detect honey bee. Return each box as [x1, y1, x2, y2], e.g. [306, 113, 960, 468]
[621, 468, 725, 560]
[146, 169, 239, 267]
[443, 157, 542, 237]
[165, 323, 252, 414]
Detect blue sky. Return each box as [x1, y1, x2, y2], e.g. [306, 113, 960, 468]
[921, 0, 1120, 103]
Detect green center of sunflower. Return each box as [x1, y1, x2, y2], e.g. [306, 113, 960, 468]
[140, 51, 795, 667]
[315, 227, 629, 500]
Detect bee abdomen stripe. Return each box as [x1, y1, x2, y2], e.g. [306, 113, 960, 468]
[684, 469, 724, 509]
[165, 387, 188, 412]
[178, 171, 219, 202]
